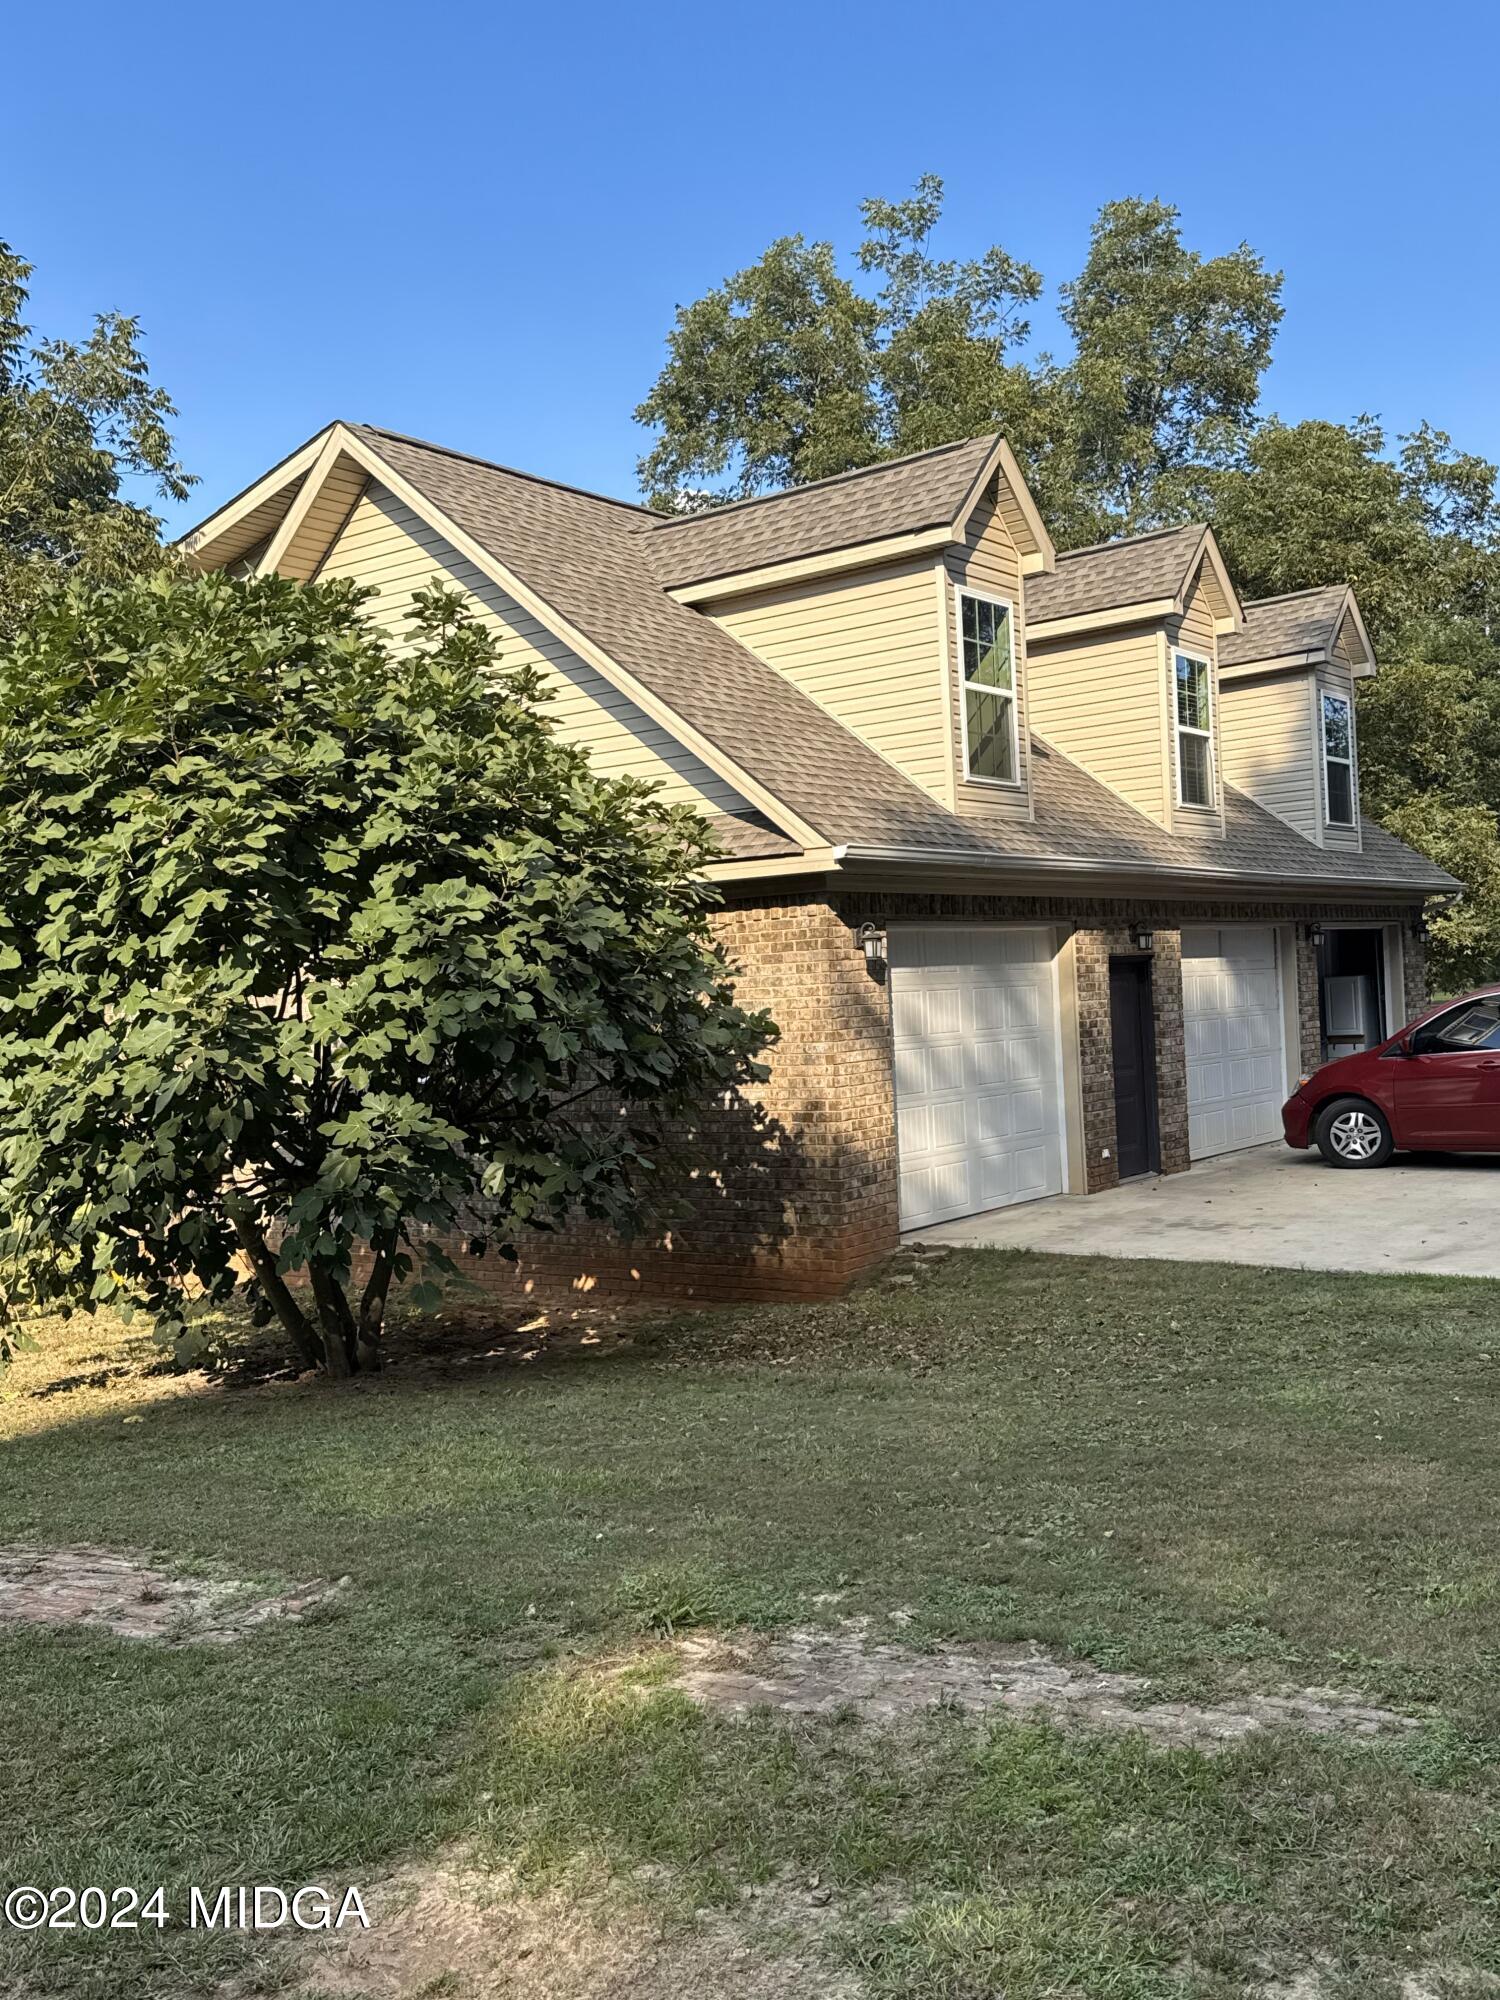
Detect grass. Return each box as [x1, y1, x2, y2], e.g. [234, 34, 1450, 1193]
[3, 1250, 1500, 1996]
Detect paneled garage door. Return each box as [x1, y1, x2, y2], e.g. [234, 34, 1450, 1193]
[1181, 925, 1286, 1158]
[890, 926, 1064, 1229]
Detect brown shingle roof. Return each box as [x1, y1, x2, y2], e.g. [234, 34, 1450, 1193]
[1026, 523, 1207, 625]
[349, 427, 1452, 896]
[702, 813, 805, 862]
[640, 435, 998, 588]
[1218, 586, 1351, 668]
[354, 425, 994, 855]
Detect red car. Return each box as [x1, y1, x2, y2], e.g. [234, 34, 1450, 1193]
[1283, 985, 1500, 1167]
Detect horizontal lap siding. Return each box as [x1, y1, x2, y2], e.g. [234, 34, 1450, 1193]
[710, 560, 950, 803]
[1166, 574, 1224, 838]
[1219, 670, 1321, 842]
[947, 485, 1032, 822]
[1026, 623, 1169, 826]
[315, 484, 751, 815]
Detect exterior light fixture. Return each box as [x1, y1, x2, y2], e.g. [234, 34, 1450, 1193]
[1129, 923, 1155, 954]
[1309, 923, 1325, 948]
[856, 922, 887, 968]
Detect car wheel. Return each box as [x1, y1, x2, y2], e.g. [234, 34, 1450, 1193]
[1313, 1097, 1394, 1169]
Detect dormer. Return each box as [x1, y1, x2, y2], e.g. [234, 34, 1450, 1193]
[1022, 525, 1243, 837]
[1216, 586, 1374, 851]
[653, 436, 1055, 823]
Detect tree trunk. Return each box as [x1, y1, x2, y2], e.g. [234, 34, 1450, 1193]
[308, 1263, 359, 1378]
[356, 1232, 397, 1373]
[225, 1200, 325, 1372]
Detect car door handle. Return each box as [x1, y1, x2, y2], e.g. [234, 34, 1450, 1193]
[1480, 1059, 1500, 1069]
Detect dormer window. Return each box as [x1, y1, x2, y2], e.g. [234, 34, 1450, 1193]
[958, 589, 1019, 785]
[1322, 692, 1355, 826]
[1174, 653, 1215, 808]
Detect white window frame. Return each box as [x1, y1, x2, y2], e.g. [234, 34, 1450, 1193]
[1321, 689, 1357, 827]
[955, 585, 1022, 789]
[1173, 652, 1216, 810]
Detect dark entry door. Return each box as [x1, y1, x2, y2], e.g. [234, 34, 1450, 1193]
[1110, 957, 1160, 1179]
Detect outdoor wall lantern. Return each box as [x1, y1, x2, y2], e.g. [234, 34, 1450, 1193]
[1129, 923, 1155, 954]
[1308, 923, 1325, 948]
[856, 922, 888, 969]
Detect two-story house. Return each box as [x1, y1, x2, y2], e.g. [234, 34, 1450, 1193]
[182, 424, 1456, 1304]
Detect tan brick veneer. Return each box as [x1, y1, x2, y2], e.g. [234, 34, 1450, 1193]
[412, 894, 1427, 1314]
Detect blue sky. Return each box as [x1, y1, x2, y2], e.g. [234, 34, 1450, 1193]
[5, 0, 1497, 536]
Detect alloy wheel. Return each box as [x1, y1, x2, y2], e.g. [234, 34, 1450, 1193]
[1329, 1110, 1383, 1161]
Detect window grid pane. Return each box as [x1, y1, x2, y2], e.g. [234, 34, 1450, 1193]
[1323, 694, 1356, 825]
[1176, 656, 1209, 731]
[1179, 731, 1212, 807]
[1323, 694, 1352, 761]
[965, 687, 1017, 783]
[1325, 757, 1354, 826]
[962, 596, 1013, 691]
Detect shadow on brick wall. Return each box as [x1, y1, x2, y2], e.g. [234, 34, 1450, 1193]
[397, 1076, 894, 1322]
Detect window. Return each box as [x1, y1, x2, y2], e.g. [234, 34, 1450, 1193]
[1174, 654, 1214, 808]
[1322, 692, 1356, 826]
[958, 590, 1019, 784]
[1413, 999, 1500, 1054]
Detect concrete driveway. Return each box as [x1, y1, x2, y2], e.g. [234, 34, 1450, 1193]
[909, 1143, 1500, 1279]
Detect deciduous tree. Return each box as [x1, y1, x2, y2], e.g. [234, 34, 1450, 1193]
[0, 239, 191, 632]
[0, 573, 772, 1374]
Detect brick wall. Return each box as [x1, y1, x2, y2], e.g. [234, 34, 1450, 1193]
[418, 888, 1430, 1318]
[1295, 930, 1323, 1074]
[436, 895, 900, 1318]
[1403, 922, 1430, 1021]
[1057, 926, 1189, 1194]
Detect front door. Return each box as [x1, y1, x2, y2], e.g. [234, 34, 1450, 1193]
[1110, 956, 1160, 1179]
[1395, 995, 1500, 1149]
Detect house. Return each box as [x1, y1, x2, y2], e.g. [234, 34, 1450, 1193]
[182, 423, 1457, 1303]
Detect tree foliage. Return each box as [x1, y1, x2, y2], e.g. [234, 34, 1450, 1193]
[0, 572, 772, 1374]
[635, 180, 1281, 544]
[1196, 417, 1500, 643]
[0, 238, 192, 634]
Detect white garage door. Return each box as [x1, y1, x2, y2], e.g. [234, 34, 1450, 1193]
[1181, 925, 1286, 1159]
[890, 926, 1064, 1229]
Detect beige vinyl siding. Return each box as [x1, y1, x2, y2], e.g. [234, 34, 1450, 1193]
[1218, 669, 1322, 842]
[944, 482, 1032, 822]
[1165, 571, 1224, 837]
[709, 558, 951, 804]
[315, 483, 752, 815]
[1027, 622, 1169, 827]
[1317, 661, 1363, 851]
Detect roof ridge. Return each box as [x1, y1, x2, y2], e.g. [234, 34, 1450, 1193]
[352, 423, 658, 519]
[1056, 521, 1206, 562]
[646, 433, 999, 534]
[1243, 583, 1348, 609]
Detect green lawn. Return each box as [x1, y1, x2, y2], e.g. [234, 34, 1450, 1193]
[3, 1251, 1500, 1998]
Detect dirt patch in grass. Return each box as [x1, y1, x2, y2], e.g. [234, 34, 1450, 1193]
[0, 1544, 346, 1645]
[291, 1852, 862, 2000]
[663, 1621, 1417, 1750]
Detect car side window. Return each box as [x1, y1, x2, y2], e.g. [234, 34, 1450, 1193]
[1413, 1000, 1500, 1053]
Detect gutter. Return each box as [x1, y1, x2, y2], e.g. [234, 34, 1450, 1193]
[833, 842, 1455, 898]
